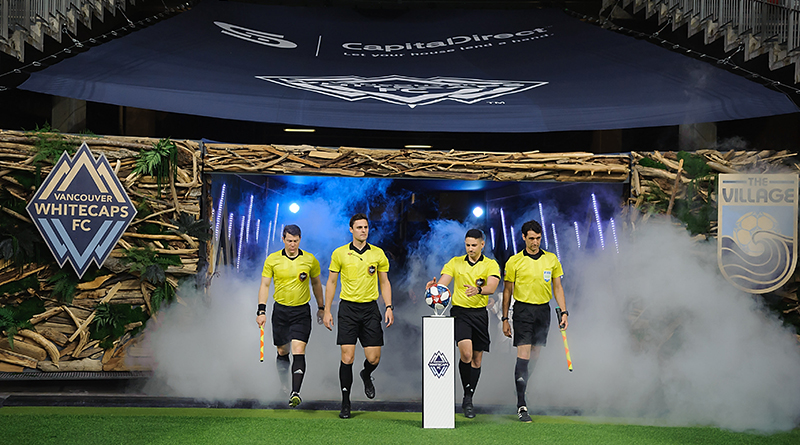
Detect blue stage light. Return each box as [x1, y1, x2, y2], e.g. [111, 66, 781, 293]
[289, 203, 300, 213]
[472, 206, 484, 217]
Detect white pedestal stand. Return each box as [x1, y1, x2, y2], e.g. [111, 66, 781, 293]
[422, 315, 455, 429]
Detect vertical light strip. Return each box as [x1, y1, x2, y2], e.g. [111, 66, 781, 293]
[237, 215, 245, 271]
[551, 223, 561, 259]
[265, 221, 273, 257]
[272, 203, 280, 242]
[573, 221, 581, 249]
[500, 208, 508, 251]
[490, 227, 496, 251]
[610, 217, 620, 254]
[510, 225, 518, 254]
[255, 219, 261, 244]
[246, 195, 254, 243]
[538, 202, 549, 250]
[591, 193, 605, 250]
[227, 212, 234, 240]
[214, 184, 227, 240]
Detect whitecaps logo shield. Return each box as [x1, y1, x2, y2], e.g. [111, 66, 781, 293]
[256, 75, 548, 108]
[26, 143, 137, 278]
[717, 174, 798, 294]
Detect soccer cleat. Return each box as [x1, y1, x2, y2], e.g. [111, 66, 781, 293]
[289, 392, 302, 408]
[360, 369, 376, 399]
[462, 398, 476, 419]
[339, 401, 351, 419]
[517, 406, 532, 423]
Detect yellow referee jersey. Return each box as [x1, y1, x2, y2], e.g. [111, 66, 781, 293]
[504, 250, 563, 305]
[262, 249, 321, 306]
[330, 243, 390, 303]
[442, 255, 500, 309]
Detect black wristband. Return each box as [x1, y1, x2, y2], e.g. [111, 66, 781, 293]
[477, 286, 482, 295]
[561, 310, 569, 317]
[385, 305, 393, 310]
[318, 306, 325, 311]
[501, 316, 509, 321]
[258, 303, 266, 312]
[256, 310, 266, 316]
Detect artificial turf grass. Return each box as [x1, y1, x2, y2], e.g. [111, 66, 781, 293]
[0, 407, 798, 445]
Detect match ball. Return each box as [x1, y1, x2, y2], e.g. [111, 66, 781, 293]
[425, 285, 452, 312]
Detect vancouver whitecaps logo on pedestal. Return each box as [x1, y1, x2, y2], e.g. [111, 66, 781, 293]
[26, 143, 136, 278]
[428, 350, 450, 379]
[717, 173, 798, 294]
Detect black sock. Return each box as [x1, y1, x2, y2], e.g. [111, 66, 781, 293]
[459, 360, 472, 399]
[362, 359, 378, 377]
[339, 362, 353, 403]
[469, 366, 481, 398]
[515, 357, 530, 407]
[276, 353, 290, 390]
[291, 354, 306, 394]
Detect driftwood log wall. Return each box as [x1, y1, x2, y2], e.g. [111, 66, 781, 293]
[1, 127, 798, 372]
[0, 130, 201, 372]
[623, 148, 800, 349]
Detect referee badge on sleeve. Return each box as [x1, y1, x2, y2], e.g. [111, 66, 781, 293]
[543, 270, 552, 283]
[368, 265, 376, 275]
[299, 272, 308, 281]
[475, 278, 486, 286]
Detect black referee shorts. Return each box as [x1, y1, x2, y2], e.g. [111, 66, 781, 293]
[337, 300, 384, 347]
[272, 302, 312, 346]
[512, 301, 551, 347]
[450, 305, 490, 352]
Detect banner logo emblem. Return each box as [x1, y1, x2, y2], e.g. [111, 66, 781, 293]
[26, 143, 137, 278]
[256, 75, 547, 108]
[717, 174, 797, 294]
[428, 350, 450, 379]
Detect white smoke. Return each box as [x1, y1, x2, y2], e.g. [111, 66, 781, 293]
[141, 197, 800, 433]
[526, 219, 800, 432]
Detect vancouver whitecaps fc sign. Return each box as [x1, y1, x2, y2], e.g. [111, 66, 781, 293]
[428, 350, 450, 378]
[256, 75, 548, 108]
[26, 143, 136, 278]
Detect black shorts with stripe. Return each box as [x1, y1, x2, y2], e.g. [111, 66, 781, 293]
[337, 300, 384, 347]
[272, 302, 312, 346]
[450, 305, 490, 352]
[512, 301, 551, 347]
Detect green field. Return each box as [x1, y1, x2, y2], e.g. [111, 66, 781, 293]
[1, 407, 798, 445]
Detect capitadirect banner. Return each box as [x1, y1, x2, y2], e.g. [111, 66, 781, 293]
[718, 174, 798, 294]
[19, 1, 798, 133]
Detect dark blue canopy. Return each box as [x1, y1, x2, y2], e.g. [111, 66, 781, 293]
[19, 1, 798, 133]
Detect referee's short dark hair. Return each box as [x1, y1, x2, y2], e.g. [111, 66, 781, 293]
[350, 213, 369, 228]
[521, 220, 543, 236]
[283, 224, 301, 238]
[465, 228, 484, 240]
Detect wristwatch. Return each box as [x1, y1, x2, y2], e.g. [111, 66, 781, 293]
[385, 305, 393, 310]
[561, 310, 569, 317]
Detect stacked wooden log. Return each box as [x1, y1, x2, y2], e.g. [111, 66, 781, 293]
[203, 144, 631, 182]
[0, 130, 202, 372]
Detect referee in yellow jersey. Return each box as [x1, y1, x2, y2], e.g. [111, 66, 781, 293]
[323, 213, 393, 419]
[256, 224, 325, 409]
[502, 220, 568, 423]
[426, 229, 500, 419]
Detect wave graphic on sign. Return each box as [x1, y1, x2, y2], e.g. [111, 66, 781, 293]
[720, 232, 795, 293]
[256, 75, 548, 108]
